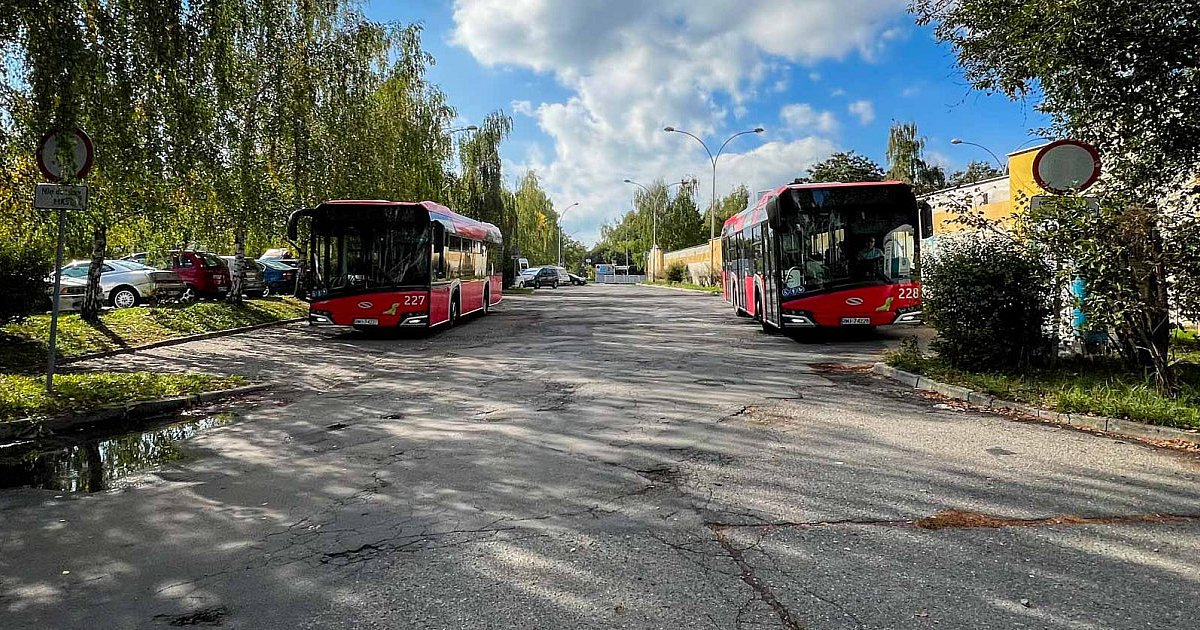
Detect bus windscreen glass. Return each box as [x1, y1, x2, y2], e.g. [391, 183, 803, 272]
[777, 188, 916, 299]
[312, 205, 430, 295]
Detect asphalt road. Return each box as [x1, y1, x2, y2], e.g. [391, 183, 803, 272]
[2, 284, 1198, 629]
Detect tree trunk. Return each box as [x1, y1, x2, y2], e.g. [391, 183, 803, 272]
[229, 230, 245, 304]
[81, 223, 107, 321]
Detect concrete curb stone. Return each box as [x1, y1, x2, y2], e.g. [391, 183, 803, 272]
[871, 362, 1200, 447]
[635, 283, 720, 295]
[0, 383, 269, 440]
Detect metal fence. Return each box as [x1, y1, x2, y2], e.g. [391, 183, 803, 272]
[595, 274, 647, 284]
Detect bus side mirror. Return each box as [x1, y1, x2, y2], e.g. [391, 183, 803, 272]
[287, 208, 311, 242]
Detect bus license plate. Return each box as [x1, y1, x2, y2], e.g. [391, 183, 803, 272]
[841, 317, 871, 326]
[353, 318, 378, 326]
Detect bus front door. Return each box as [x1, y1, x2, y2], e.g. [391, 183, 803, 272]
[762, 224, 781, 327]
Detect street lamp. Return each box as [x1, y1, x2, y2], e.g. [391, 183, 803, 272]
[557, 201, 580, 267]
[447, 125, 479, 134]
[623, 177, 692, 251]
[950, 138, 1006, 173]
[665, 126, 764, 281]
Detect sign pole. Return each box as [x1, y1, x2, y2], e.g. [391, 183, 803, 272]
[46, 208, 67, 392]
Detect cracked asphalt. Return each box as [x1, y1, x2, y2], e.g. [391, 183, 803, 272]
[2, 284, 1199, 629]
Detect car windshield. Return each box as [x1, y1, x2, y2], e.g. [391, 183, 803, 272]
[200, 253, 225, 268]
[60, 265, 89, 278]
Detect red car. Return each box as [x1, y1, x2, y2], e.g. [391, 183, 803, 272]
[167, 251, 231, 301]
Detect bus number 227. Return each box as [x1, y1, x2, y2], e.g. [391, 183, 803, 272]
[404, 295, 426, 306]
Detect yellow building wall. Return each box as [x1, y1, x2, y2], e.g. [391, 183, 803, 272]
[931, 144, 1052, 234]
[660, 238, 722, 284]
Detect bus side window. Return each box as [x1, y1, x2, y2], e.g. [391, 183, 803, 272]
[476, 241, 487, 277]
[431, 225, 444, 279]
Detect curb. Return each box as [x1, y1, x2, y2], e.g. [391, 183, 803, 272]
[636, 283, 721, 295]
[871, 363, 1200, 447]
[0, 383, 269, 440]
[59, 317, 306, 366]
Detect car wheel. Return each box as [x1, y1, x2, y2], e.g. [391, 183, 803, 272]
[111, 287, 139, 309]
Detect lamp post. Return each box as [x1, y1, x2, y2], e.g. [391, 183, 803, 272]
[557, 201, 579, 267]
[665, 126, 764, 281]
[950, 138, 1006, 173]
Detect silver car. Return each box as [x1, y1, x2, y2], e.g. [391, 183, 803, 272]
[58, 259, 186, 308]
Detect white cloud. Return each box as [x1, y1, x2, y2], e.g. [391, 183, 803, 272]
[511, 100, 534, 116]
[452, 0, 909, 244]
[848, 99, 876, 125]
[808, 72, 822, 82]
[780, 103, 838, 134]
[831, 88, 846, 97]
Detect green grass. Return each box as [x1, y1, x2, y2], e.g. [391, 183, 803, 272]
[642, 280, 722, 294]
[0, 297, 307, 372]
[885, 340, 1200, 430]
[1, 372, 247, 422]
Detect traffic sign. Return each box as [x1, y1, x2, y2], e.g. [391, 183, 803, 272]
[1033, 139, 1100, 194]
[36, 127, 95, 182]
[34, 183, 88, 210]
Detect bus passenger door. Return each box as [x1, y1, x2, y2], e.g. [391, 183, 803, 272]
[762, 224, 781, 327]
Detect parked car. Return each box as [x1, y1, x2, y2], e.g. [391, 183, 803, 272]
[46, 276, 88, 311]
[56, 259, 186, 308]
[516, 266, 541, 288]
[258, 249, 300, 269]
[531, 266, 562, 289]
[151, 251, 231, 301]
[567, 272, 588, 286]
[219, 256, 266, 298]
[121, 252, 149, 265]
[257, 259, 297, 296]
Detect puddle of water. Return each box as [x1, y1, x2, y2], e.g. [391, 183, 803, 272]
[0, 413, 235, 493]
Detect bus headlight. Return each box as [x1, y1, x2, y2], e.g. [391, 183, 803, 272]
[309, 310, 333, 325]
[782, 309, 817, 327]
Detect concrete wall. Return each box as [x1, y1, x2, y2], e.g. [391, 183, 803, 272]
[660, 238, 722, 285]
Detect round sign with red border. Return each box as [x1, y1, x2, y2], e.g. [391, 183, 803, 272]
[1032, 139, 1100, 194]
[36, 127, 95, 182]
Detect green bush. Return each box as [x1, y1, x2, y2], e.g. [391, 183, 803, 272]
[923, 233, 1053, 370]
[666, 262, 687, 283]
[0, 243, 51, 323]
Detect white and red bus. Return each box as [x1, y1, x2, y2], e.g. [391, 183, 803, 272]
[721, 181, 928, 332]
[287, 200, 502, 330]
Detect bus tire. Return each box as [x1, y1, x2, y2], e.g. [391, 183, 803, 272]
[449, 293, 460, 326]
[483, 287, 491, 315]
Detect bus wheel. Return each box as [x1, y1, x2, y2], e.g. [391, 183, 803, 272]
[483, 288, 491, 315]
[449, 294, 460, 326]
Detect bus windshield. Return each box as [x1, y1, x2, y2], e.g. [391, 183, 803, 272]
[776, 187, 916, 298]
[311, 205, 431, 295]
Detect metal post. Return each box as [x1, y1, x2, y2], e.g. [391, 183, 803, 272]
[46, 208, 66, 392]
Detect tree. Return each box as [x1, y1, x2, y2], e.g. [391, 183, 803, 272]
[948, 161, 1004, 188]
[795, 151, 885, 184]
[885, 121, 946, 195]
[702, 184, 751, 231]
[912, 0, 1200, 389]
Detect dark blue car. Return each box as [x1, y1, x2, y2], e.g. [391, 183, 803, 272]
[257, 259, 297, 296]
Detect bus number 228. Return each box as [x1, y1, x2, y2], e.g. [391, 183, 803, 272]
[404, 295, 426, 306]
[898, 287, 920, 301]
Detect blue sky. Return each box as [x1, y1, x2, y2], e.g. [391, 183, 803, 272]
[365, 0, 1049, 246]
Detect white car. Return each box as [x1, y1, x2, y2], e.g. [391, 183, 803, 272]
[54, 259, 186, 309]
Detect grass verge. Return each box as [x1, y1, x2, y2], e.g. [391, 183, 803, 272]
[886, 339, 1200, 430]
[1, 372, 247, 422]
[642, 280, 722, 294]
[0, 297, 307, 372]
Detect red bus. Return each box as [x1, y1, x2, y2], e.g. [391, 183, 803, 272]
[721, 181, 928, 332]
[286, 200, 502, 330]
